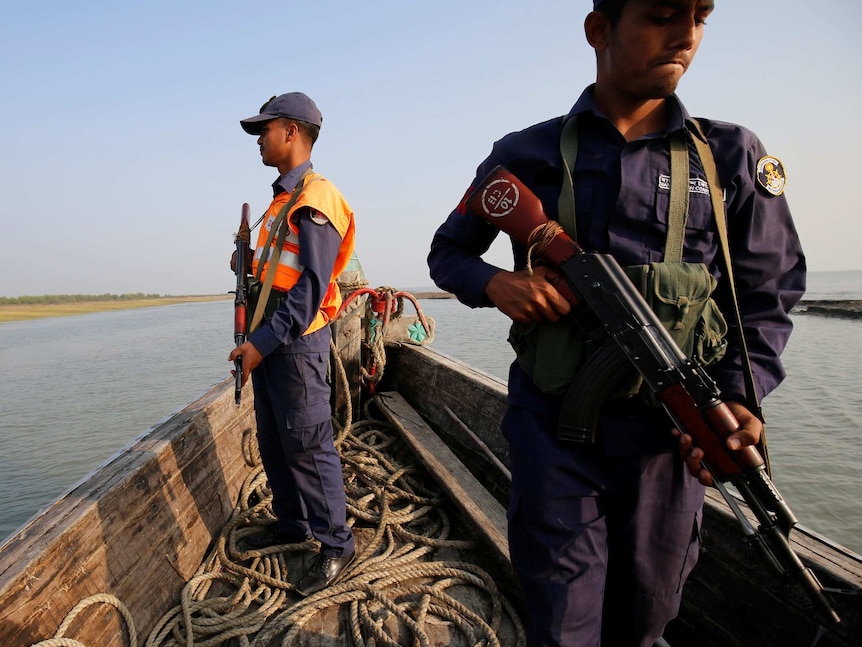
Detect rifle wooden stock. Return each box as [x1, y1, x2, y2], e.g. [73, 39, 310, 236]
[465, 165, 840, 624]
[465, 168, 585, 307]
[658, 383, 765, 478]
[233, 203, 251, 405]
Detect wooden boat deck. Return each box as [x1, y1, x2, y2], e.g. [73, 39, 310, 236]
[0, 299, 525, 646]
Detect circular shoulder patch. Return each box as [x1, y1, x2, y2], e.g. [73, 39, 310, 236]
[309, 209, 330, 225]
[756, 156, 786, 196]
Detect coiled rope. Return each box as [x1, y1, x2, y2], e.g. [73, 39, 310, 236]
[30, 321, 523, 647]
[337, 285, 435, 391]
[27, 593, 137, 647]
[141, 403, 524, 646]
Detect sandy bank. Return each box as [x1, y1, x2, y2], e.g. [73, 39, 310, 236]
[0, 294, 231, 323]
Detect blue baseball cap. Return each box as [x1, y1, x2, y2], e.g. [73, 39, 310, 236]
[240, 92, 323, 135]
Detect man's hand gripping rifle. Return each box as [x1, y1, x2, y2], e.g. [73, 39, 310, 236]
[465, 166, 840, 625]
[232, 204, 252, 406]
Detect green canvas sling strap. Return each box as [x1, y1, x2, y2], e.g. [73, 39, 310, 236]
[249, 166, 318, 333]
[559, 114, 689, 261]
[688, 118, 770, 473]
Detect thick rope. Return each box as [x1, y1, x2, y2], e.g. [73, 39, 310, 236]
[139, 399, 524, 646]
[27, 593, 137, 647]
[525, 220, 564, 276]
[359, 286, 434, 388]
[26, 310, 522, 647]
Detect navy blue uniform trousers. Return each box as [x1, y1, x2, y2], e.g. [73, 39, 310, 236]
[504, 365, 705, 647]
[251, 327, 354, 557]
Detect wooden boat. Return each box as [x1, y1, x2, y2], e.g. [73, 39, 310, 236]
[0, 275, 523, 647]
[0, 275, 859, 646]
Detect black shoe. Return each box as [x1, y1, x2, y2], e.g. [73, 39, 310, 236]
[295, 550, 356, 596]
[243, 527, 312, 549]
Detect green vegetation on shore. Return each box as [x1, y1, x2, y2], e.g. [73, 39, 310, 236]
[0, 293, 231, 323]
[0, 292, 171, 306]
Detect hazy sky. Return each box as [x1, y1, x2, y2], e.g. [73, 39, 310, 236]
[2, 1, 860, 297]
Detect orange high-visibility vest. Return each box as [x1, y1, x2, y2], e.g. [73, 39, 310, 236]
[251, 172, 355, 335]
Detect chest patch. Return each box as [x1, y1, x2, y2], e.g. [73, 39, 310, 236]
[657, 174, 711, 196]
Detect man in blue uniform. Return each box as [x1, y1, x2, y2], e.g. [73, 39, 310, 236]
[428, 1, 805, 645]
[229, 92, 356, 597]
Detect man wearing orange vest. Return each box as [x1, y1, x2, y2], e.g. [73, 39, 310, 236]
[229, 92, 356, 596]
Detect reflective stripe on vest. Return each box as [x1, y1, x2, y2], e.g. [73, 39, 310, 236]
[250, 171, 356, 335]
[253, 239, 303, 272]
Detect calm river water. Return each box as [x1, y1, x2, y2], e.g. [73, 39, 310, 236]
[1, 271, 860, 555]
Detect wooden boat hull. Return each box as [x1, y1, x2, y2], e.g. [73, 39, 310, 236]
[0, 378, 258, 643]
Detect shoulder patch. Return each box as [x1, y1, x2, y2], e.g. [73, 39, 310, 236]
[309, 209, 330, 225]
[756, 156, 786, 196]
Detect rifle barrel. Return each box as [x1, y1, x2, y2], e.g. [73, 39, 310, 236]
[233, 203, 251, 405]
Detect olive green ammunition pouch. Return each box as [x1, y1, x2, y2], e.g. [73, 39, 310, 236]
[625, 261, 728, 366]
[508, 317, 586, 395]
[514, 114, 731, 399]
[509, 261, 727, 396]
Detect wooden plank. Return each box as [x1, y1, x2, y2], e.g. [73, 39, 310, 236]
[387, 344, 510, 462]
[383, 344, 512, 504]
[373, 391, 510, 565]
[666, 489, 862, 647]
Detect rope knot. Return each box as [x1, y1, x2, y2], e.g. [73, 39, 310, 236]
[525, 221, 564, 275]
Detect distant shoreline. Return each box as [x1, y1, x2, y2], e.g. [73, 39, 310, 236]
[1, 293, 859, 324]
[792, 300, 862, 320]
[0, 294, 231, 323]
[409, 293, 862, 320]
[409, 291, 457, 300]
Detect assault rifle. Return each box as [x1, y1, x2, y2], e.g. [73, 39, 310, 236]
[232, 203, 252, 405]
[465, 166, 841, 625]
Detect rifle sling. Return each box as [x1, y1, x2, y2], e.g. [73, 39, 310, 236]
[559, 115, 689, 261]
[688, 119, 770, 473]
[249, 167, 316, 334]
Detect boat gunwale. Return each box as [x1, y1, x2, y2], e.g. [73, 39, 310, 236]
[0, 375, 256, 644]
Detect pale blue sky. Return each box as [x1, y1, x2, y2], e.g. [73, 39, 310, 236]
[1, 1, 860, 297]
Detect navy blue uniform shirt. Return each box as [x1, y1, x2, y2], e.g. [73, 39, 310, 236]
[429, 86, 805, 409]
[248, 160, 343, 356]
